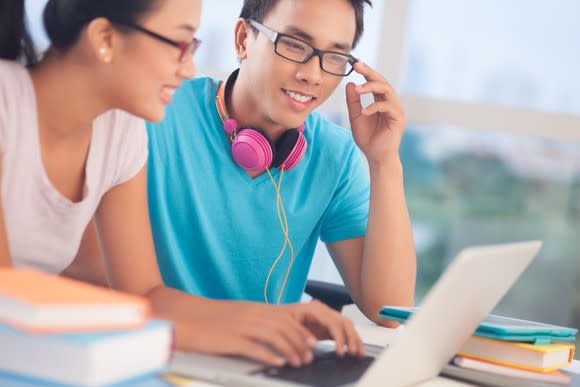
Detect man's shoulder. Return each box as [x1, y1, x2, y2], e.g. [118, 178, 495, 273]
[177, 75, 221, 101]
[149, 75, 220, 131]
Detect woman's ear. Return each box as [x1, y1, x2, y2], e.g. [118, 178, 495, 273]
[234, 18, 251, 61]
[86, 17, 116, 64]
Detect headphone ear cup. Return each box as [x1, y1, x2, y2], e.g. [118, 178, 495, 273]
[273, 130, 299, 168]
[231, 128, 276, 171]
[273, 129, 307, 170]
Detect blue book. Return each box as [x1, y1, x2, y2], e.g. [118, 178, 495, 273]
[0, 320, 172, 386]
[380, 306, 577, 345]
[0, 371, 172, 387]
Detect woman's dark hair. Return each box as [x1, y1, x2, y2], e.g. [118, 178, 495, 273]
[43, 0, 161, 50]
[0, 0, 36, 65]
[240, 0, 373, 49]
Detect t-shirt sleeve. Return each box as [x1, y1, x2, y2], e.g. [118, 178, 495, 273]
[320, 143, 370, 243]
[112, 112, 149, 187]
[0, 91, 5, 154]
[0, 62, 12, 153]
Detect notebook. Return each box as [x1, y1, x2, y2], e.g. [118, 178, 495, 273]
[457, 336, 575, 372]
[380, 306, 577, 344]
[451, 356, 572, 385]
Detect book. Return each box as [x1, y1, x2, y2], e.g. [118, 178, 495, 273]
[0, 269, 149, 332]
[451, 356, 572, 385]
[0, 371, 173, 387]
[380, 306, 577, 344]
[0, 320, 173, 386]
[458, 336, 575, 373]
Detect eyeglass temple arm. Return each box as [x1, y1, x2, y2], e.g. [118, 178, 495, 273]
[248, 20, 278, 43]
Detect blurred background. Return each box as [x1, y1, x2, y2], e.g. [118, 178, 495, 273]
[27, 0, 580, 349]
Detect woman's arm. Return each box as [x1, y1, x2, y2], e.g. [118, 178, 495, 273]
[60, 220, 109, 287]
[0, 155, 12, 268]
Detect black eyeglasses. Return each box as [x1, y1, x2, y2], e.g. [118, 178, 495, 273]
[248, 20, 357, 77]
[114, 21, 201, 63]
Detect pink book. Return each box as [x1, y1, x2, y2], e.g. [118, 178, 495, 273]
[0, 269, 150, 333]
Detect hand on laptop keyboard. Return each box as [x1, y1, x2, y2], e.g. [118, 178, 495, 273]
[185, 300, 364, 369]
[284, 300, 365, 358]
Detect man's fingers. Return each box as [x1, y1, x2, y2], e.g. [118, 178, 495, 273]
[346, 82, 363, 121]
[235, 340, 287, 367]
[343, 318, 363, 356]
[355, 81, 391, 97]
[245, 318, 313, 367]
[352, 61, 385, 82]
[303, 302, 349, 356]
[274, 316, 317, 365]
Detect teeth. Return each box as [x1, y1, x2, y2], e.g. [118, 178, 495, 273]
[163, 87, 176, 96]
[286, 90, 313, 103]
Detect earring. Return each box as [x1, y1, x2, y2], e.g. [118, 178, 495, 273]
[99, 47, 111, 63]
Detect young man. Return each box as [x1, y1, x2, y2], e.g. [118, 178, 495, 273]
[147, 0, 416, 362]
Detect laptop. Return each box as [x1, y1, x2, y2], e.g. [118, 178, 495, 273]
[169, 240, 543, 387]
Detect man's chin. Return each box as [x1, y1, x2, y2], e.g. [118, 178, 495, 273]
[282, 112, 312, 129]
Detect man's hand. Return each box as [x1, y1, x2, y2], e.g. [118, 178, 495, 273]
[346, 61, 406, 166]
[181, 300, 364, 368]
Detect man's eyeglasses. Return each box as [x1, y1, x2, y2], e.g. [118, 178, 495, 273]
[248, 20, 357, 77]
[114, 21, 201, 63]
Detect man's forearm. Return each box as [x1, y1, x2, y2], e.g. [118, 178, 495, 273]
[145, 284, 248, 320]
[359, 157, 416, 324]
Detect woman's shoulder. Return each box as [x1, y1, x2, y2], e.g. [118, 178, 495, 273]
[0, 59, 31, 95]
[94, 109, 146, 141]
[0, 59, 25, 73]
[0, 60, 36, 150]
[0, 59, 28, 88]
[92, 110, 148, 185]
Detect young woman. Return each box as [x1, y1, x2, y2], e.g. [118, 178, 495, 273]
[0, 0, 363, 367]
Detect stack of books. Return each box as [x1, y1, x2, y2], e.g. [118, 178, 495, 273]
[380, 306, 577, 386]
[452, 335, 575, 385]
[0, 269, 173, 386]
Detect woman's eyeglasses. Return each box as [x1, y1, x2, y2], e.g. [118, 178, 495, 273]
[114, 21, 201, 63]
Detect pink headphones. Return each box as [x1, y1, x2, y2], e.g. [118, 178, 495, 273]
[215, 69, 307, 172]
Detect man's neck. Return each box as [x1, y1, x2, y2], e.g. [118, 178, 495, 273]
[227, 73, 287, 143]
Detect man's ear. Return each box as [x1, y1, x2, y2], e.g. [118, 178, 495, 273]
[234, 18, 251, 60]
[86, 17, 116, 63]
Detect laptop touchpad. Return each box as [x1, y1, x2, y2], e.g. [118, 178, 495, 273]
[253, 352, 375, 387]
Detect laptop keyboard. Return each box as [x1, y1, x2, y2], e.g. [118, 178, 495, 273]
[254, 352, 375, 387]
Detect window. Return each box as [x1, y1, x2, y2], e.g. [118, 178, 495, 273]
[402, 0, 580, 115]
[402, 124, 580, 325]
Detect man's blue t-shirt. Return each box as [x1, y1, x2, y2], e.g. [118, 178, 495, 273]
[146, 76, 370, 303]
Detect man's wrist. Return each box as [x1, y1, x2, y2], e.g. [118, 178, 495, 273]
[368, 155, 403, 177]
